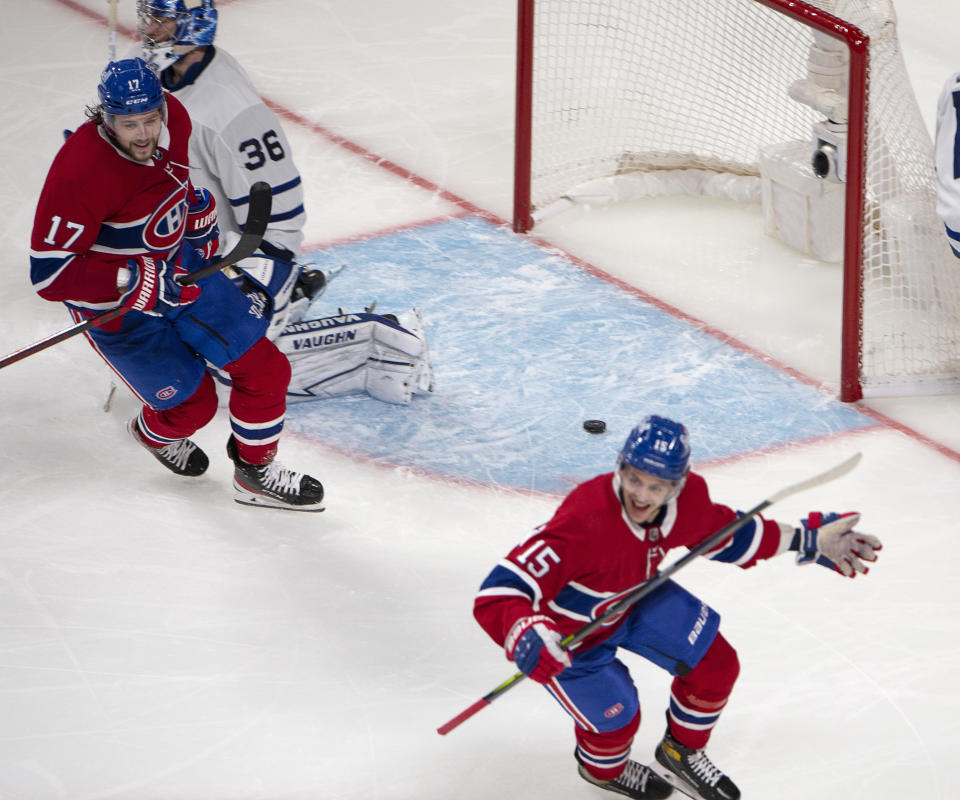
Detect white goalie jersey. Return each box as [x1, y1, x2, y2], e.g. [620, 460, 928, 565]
[935, 68, 960, 259]
[135, 44, 306, 260]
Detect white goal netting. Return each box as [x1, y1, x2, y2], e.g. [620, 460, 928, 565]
[519, 0, 960, 398]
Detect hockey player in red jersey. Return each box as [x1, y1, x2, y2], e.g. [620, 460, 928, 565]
[30, 58, 323, 511]
[474, 415, 882, 800]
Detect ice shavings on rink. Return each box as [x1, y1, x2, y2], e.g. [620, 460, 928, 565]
[288, 215, 875, 493]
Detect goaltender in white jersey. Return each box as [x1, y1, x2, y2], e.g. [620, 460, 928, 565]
[160, 46, 305, 265]
[135, 0, 309, 333]
[135, 1, 432, 406]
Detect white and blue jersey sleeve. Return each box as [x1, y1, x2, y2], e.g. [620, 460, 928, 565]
[935, 69, 960, 259]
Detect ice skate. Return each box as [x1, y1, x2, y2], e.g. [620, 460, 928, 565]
[128, 418, 209, 476]
[578, 756, 674, 800]
[294, 268, 327, 300]
[654, 730, 740, 800]
[287, 268, 328, 323]
[226, 435, 324, 511]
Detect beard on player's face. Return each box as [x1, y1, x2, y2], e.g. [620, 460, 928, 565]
[108, 109, 164, 162]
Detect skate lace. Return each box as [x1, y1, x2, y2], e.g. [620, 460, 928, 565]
[687, 750, 723, 788]
[158, 439, 196, 471]
[257, 460, 303, 495]
[617, 760, 656, 792]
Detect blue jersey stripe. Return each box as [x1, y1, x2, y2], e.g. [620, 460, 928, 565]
[272, 175, 302, 195]
[705, 516, 761, 564]
[30, 253, 73, 289]
[478, 562, 537, 604]
[270, 205, 306, 223]
[552, 583, 613, 622]
[230, 177, 303, 208]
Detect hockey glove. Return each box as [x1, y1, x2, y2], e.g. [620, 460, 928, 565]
[119, 255, 201, 315]
[793, 511, 882, 577]
[505, 615, 571, 684]
[185, 187, 220, 260]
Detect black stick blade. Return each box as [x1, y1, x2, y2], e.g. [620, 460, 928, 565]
[243, 181, 272, 239]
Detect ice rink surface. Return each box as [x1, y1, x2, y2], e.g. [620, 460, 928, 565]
[1, 1, 959, 799]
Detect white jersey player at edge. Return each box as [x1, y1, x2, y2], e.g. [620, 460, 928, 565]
[935, 67, 960, 259]
[136, 0, 433, 406]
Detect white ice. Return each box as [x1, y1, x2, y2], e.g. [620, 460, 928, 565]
[1, 2, 958, 799]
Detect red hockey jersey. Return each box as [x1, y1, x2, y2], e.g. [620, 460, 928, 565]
[29, 93, 197, 315]
[474, 471, 783, 651]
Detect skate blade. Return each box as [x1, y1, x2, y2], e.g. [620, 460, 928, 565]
[232, 483, 326, 512]
[651, 765, 707, 800]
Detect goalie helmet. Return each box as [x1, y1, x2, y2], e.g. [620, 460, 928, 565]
[97, 58, 165, 116]
[138, 0, 218, 67]
[618, 415, 691, 481]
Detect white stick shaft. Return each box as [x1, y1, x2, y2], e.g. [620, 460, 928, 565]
[107, 0, 119, 60]
[767, 451, 862, 504]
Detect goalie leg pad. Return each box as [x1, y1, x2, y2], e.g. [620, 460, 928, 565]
[394, 308, 434, 394]
[276, 311, 433, 404]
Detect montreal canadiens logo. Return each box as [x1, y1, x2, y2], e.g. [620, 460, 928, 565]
[156, 385, 177, 401]
[604, 703, 624, 718]
[143, 187, 188, 251]
[591, 586, 639, 628]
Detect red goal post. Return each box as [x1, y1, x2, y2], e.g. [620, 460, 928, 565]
[513, 0, 960, 402]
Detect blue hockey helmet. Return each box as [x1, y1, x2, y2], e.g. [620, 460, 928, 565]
[618, 415, 691, 481]
[138, 0, 218, 63]
[97, 58, 165, 116]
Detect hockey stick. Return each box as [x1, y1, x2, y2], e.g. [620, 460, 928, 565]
[100, 0, 121, 406]
[1, 181, 272, 371]
[107, 0, 119, 60]
[436, 451, 863, 736]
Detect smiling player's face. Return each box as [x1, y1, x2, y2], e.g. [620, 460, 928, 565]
[110, 108, 164, 163]
[619, 463, 675, 524]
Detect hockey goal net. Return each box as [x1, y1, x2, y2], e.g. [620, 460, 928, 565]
[513, 0, 960, 401]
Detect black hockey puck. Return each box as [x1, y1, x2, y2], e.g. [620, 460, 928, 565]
[583, 419, 606, 434]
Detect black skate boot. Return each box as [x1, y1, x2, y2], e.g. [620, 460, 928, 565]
[654, 729, 740, 800]
[128, 418, 209, 477]
[226, 435, 324, 511]
[286, 268, 329, 325]
[577, 753, 674, 799]
[293, 268, 327, 302]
